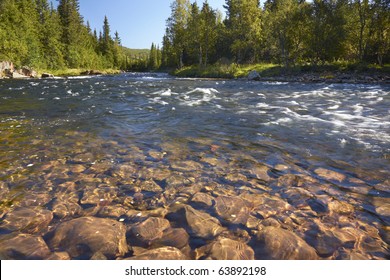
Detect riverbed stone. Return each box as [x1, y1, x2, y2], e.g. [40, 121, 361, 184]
[51, 192, 83, 219]
[18, 192, 52, 208]
[314, 168, 346, 182]
[191, 192, 214, 208]
[196, 237, 255, 260]
[128, 246, 188, 260]
[47, 251, 71, 260]
[240, 193, 292, 219]
[305, 229, 343, 257]
[0, 207, 53, 234]
[151, 227, 190, 252]
[253, 227, 318, 260]
[137, 179, 163, 193]
[0, 181, 9, 197]
[0, 234, 51, 260]
[80, 186, 117, 206]
[249, 165, 271, 182]
[168, 205, 224, 239]
[96, 205, 128, 219]
[171, 160, 203, 172]
[214, 196, 250, 225]
[328, 200, 354, 215]
[129, 217, 171, 246]
[49, 217, 128, 259]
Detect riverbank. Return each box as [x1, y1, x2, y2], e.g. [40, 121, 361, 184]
[0, 61, 122, 79]
[38, 68, 123, 77]
[173, 63, 390, 84]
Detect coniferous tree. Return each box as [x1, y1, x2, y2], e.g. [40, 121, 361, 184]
[36, 0, 65, 68]
[0, 0, 25, 65]
[200, 1, 219, 66]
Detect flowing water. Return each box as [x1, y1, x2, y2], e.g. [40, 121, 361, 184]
[0, 73, 389, 260]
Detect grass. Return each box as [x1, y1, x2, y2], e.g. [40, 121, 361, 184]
[36, 68, 122, 77]
[173, 62, 390, 79]
[173, 63, 281, 79]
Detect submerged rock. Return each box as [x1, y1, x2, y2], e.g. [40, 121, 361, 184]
[249, 165, 271, 182]
[253, 227, 318, 260]
[127, 246, 188, 260]
[328, 200, 354, 215]
[191, 192, 214, 208]
[305, 229, 343, 257]
[171, 160, 203, 172]
[196, 237, 255, 260]
[0, 234, 51, 260]
[240, 193, 292, 219]
[80, 186, 117, 206]
[152, 227, 190, 252]
[49, 217, 128, 259]
[314, 168, 346, 182]
[0, 207, 53, 234]
[51, 194, 83, 219]
[168, 205, 224, 239]
[214, 196, 250, 225]
[129, 217, 171, 246]
[47, 251, 71, 260]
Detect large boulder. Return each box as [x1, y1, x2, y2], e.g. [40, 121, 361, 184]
[19, 66, 37, 78]
[49, 217, 128, 259]
[41, 73, 54, 78]
[248, 70, 260, 80]
[0, 61, 14, 78]
[11, 71, 29, 79]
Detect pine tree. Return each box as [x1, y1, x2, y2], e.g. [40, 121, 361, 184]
[101, 15, 114, 67]
[200, 1, 219, 66]
[36, 0, 65, 69]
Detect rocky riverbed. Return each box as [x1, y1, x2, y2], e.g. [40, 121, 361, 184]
[0, 128, 388, 260]
[0, 74, 388, 260]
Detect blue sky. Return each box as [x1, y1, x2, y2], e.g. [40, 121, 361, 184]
[52, 0, 226, 49]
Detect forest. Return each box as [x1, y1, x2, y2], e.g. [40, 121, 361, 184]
[0, 0, 389, 73]
[161, 0, 389, 70]
[0, 0, 138, 71]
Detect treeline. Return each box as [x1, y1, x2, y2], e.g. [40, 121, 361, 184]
[127, 43, 163, 71]
[0, 0, 126, 70]
[161, 0, 390, 69]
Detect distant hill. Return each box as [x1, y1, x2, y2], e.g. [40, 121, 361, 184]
[121, 47, 149, 59]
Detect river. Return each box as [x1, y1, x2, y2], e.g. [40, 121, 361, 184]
[0, 73, 389, 260]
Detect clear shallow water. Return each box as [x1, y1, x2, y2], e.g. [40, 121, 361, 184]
[0, 73, 389, 260]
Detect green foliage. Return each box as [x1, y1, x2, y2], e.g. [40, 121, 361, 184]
[0, 0, 128, 71]
[163, 0, 389, 72]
